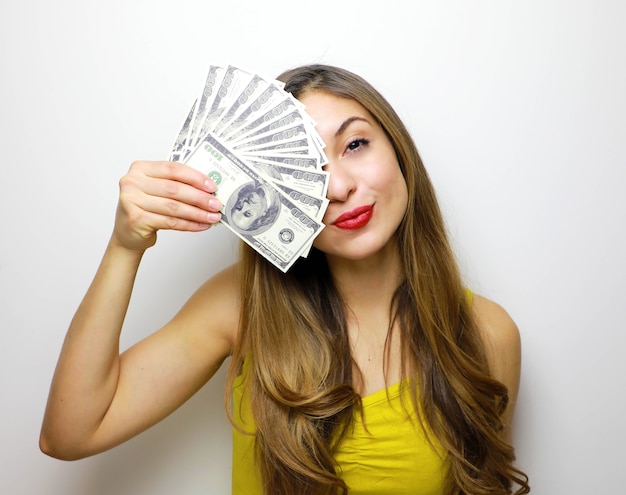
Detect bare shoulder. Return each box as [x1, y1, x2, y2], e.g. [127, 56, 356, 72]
[471, 294, 521, 366]
[472, 295, 522, 404]
[470, 294, 522, 433]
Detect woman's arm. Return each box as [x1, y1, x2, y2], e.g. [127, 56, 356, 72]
[39, 160, 234, 460]
[471, 295, 523, 443]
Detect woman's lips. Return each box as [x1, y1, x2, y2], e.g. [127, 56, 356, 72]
[332, 205, 374, 230]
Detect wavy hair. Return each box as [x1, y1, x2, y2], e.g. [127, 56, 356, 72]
[226, 64, 529, 494]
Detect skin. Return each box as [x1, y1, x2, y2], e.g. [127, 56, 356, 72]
[39, 90, 521, 460]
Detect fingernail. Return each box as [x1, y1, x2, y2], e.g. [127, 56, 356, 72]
[203, 179, 213, 191]
[208, 198, 222, 210]
[207, 212, 221, 222]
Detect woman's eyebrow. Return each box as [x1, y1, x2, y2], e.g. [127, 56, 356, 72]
[335, 116, 370, 137]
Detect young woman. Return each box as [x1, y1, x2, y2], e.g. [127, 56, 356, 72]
[40, 64, 530, 494]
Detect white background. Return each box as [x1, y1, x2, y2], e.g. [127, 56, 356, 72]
[1, 1, 624, 493]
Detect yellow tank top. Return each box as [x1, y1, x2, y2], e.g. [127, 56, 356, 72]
[231, 366, 449, 494]
[232, 290, 473, 493]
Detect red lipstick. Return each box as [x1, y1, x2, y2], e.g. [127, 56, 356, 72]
[333, 205, 374, 230]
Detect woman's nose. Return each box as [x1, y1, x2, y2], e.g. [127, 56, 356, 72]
[324, 161, 356, 202]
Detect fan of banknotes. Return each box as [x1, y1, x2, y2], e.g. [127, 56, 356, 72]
[168, 65, 330, 273]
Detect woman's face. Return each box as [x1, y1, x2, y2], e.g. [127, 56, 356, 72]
[231, 189, 267, 230]
[299, 90, 408, 263]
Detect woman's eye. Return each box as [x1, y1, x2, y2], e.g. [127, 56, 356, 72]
[346, 138, 369, 153]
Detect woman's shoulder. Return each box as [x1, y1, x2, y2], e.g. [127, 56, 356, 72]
[202, 261, 241, 294]
[470, 294, 522, 390]
[470, 294, 521, 357]
[469, 293, 523, 436]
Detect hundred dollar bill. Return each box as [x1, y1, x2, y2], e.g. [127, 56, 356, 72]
[193, 66, 222, 133]
[240, 136, 312, 154]
[239, 126, 328, 166]
[183, 65, 225, 159]
[233, 123, 311, 152]
[185, 133, 325, 272]
[271, 182, 329, 220]
[303, 123, 328, 164]
[244, 153, 322, 170]
[228, 108, 307, 146]
[195, 66, 255, 141]
[223, 97, 307, 143]
[211, 73, 269, 137]
[247, 159, 330, 198]
[169, 99, 196, 162]
[216, 83, 288, 141]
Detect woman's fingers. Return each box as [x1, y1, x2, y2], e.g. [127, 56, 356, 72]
[125, 189, 222, 229]
[140, 160, 218, 195]
[113, 160, 223, 251]
[136, 176, 222, 215]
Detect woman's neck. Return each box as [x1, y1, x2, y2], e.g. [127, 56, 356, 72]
[325, 242, 406, 396]
[325, 242, 404, 314]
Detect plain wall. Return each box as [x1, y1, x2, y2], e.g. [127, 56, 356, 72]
[1, 0, 624, 493]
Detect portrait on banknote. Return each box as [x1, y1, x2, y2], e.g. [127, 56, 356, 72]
[225, 181, 281, 235]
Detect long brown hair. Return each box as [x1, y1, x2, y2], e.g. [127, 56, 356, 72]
[226, 64, 529, 494]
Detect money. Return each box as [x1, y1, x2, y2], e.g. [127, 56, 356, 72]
[170, 100, 196, 163]
[186, 134, 324, 271]
[183, 65, 226, 161]
[168, 65, 330, 272]
[242, 153, 322, 170]
[216, 84, 290, 142]
[247, 160, 330, 198]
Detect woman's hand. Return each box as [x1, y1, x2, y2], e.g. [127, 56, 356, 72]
[112, 160, 222, 252]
